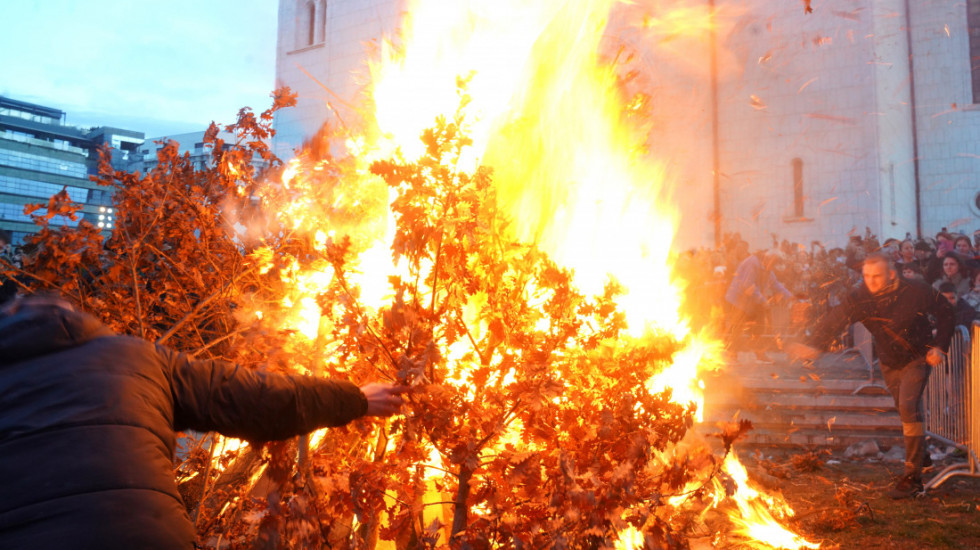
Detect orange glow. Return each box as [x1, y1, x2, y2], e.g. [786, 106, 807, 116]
[721, 452, 820, 549]
[243, 0, 817, 547]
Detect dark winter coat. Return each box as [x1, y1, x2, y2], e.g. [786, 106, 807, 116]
[808, 277, 955, 367]
[0, 303, 368, 549]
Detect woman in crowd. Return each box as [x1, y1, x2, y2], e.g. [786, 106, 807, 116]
[954, 234, 979, 272]
[932, 253, 971, 296]
[896, 239, 916, 271]
[954, 234, 974, 257]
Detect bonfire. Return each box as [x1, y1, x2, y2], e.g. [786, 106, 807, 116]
[3, 1, 823, 548]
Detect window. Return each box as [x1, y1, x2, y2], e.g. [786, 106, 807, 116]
[792, 158, 804, 218]
[0, 174, 89, 202]
[969, 0, 980, 103]
[293, 0, 325, 49]
[0, 149, 88, 178]
[307, 2, 316, 45]
[316, 0, 327, 43]
[296, 0, 316, 48]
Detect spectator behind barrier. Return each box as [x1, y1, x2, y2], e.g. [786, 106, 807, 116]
[927, 231, 956, 283]
[932, 253, 970, 297]
[896, 239, 916, 271]
[901, 262, 926, 283]
[953, 234, 979, 272]
[938, 281, 979, 327]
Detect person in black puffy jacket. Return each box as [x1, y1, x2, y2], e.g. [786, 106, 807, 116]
[0, 294, 408, 549]
[788, 252, 954, 500]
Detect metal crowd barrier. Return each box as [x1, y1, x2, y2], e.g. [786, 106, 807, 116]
[847, 322, 886, 395]
[924, 322, 979, 491]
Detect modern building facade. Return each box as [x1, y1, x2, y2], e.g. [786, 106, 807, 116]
[271, 0, 980, 250]
[134, 130, 235, 171]
[0, 96, 144, 244]
[131, 130, 271, 182]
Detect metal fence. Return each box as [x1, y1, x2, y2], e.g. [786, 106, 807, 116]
[924, 322, 979, 491]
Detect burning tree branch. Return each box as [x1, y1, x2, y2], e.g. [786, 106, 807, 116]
[1, 85, 817, 548]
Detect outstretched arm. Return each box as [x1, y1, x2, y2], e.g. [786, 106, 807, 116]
[164, 347, 404, 441]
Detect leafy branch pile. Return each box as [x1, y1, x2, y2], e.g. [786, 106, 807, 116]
[1, 90, 741, 549]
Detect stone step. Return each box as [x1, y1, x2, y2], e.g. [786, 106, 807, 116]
[705, 391, 896, 412]
[704, 410, 900, 431]
[726, 428, 903, 450]
[730, 377, 891, 395]
[699, 356, 903, 449]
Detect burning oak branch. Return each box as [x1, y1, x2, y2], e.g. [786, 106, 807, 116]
[0, 1, 825, 548]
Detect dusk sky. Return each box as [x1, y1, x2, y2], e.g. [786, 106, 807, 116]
[1, 1, 279, 139]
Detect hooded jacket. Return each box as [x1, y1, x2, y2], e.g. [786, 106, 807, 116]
[0, 303, 368, 549]
[808, 277, 955, 367]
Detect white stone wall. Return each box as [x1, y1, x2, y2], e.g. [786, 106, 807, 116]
[716, 0, 889, 249]
[273, 0, 404, 158]
[870, 0, 917, 241]
[909, 0, 980, 238]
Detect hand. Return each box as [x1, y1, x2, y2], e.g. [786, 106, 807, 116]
[360, 383, 411, 417]
[926, 348, 945, 367]
[785, 342, 821, 361]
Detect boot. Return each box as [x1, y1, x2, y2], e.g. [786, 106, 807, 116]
[905, 435, 927, 477]
[886, 473, 923, 500]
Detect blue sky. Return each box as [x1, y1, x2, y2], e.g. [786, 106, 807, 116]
[0, 0, 278, 138]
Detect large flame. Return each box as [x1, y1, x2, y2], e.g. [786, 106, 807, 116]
[372, 0, 685, 336]
[721, 453, 821, 549]
[370, 0, 715, 432]
[369, 1, 816, 547]
[251, 0, 818, 547]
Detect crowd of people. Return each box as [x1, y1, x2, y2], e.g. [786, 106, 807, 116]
[678, 226, 980, 354]
[678, 228, 976, 499]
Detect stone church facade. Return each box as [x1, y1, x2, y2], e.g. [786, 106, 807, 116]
[273, 0, 980, 250]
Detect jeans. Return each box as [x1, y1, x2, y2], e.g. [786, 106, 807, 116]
[880, 357, 931, 476]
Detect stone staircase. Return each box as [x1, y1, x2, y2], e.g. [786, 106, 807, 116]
[698, 350, 904, 450]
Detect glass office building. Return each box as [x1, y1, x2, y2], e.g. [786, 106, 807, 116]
[0, 96, 144, 244]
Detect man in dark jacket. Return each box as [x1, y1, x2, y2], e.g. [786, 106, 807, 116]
[0, 294, 408, 549]
[788, 253, 955, 499]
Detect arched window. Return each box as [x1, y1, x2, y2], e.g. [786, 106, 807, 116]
[306, 1, 316, 45]
[315, 0, 327, 44]
[792, 158, 804, 218]
[970, 0, 980, 103]
[296, 0, 316, 48]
